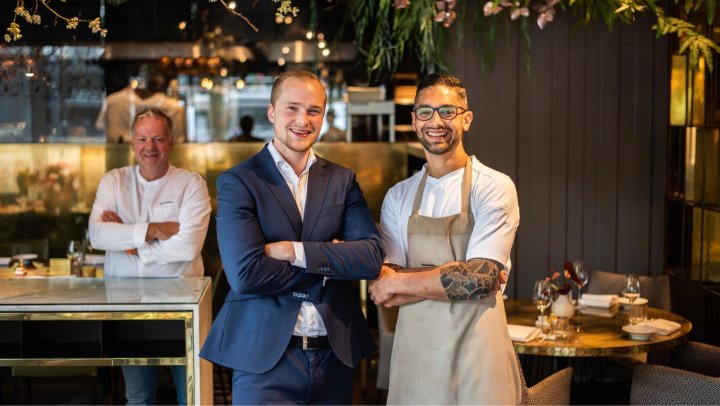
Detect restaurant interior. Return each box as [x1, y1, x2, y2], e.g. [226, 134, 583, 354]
[0, 0, 719, 404]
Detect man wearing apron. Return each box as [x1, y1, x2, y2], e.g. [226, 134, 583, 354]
[369, 73, 522, 404]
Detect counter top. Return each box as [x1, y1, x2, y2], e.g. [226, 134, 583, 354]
[0, 277, 209, 308]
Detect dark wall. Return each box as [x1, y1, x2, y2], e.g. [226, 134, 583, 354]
[451, 7, 668, 299]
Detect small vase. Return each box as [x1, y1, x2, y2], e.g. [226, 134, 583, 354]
[552, 293, 575, 319]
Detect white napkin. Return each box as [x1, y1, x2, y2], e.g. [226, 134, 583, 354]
[641, 318, 681, 335]
[578, 294, 619, 308]
[580, 305, 619, 318]
[507, 324, 541, 342]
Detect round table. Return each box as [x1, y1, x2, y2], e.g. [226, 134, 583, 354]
[505, 300, 692, 357]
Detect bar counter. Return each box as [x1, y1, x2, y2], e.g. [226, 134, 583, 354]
[0, 277, 212, 405]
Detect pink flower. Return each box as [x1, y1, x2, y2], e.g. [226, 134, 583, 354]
[510, 6, 529, 20]
[483, 1, 503, 15]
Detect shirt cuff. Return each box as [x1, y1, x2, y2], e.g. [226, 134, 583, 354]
[292, 241, 306, 268]
[136, 244, 153, 266]
[133, 223, 150, 247]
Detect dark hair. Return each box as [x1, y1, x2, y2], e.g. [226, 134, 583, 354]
[146, 74, 166, 94]
[240, 115, 254, 133]
[270, 69, 326, 105]
[131, 107, 173, 135]
[415, 72, 468, 107]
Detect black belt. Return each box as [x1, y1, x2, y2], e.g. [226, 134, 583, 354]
[289, 335, 330, 350]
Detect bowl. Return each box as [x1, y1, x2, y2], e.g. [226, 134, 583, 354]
[622, 324, 656, 341]
[618, 297, 648, 309]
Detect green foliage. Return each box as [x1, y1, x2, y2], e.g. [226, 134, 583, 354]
[349, 0, 720, 80]
[654, 13, 720, 70]
[350, 0, 450, 82]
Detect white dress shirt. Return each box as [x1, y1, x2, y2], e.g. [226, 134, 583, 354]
[267, 142, 328, 337]
[380, 156, 519, 284]
[89, 165, 211, 278]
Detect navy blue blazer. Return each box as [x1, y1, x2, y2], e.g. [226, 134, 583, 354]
[200, 146, 383, 373]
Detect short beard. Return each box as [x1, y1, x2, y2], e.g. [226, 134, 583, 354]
[417, 130, 460, 155]
[279, 130, 315, 153]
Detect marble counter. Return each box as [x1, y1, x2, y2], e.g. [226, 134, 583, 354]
[0, 277, 207, 308]
[0, 277, 212, 405]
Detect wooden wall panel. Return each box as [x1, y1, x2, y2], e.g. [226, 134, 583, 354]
[453, 5, 667, 298]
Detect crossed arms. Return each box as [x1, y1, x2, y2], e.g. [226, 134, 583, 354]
[89, 171, 211, 265]
[216, 169, 383, 301]
[368, 259, 506, 307]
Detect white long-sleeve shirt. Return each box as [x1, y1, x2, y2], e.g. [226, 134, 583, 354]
[267, 142, 327, 337]
[89, 165, 211, 278]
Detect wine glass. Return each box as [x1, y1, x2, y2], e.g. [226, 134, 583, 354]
[623, 274, 641, 303]
[67, 240, 82, 276]
[532, 279, 553, 333]
[574, 261, 590, 303]
[67, 240, 81, 260]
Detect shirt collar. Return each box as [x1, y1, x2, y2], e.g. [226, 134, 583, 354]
[267, 140, 317, 175]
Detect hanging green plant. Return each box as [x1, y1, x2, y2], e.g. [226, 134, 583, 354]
[349, 0, 720, 79]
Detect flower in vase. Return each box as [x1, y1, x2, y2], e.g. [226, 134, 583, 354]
[547, 261, 583, 299]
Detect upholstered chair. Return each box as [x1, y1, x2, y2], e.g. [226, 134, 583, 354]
[669, 341, 720, 377]
[630, 363, 720, 404]
[524, 366, 573, 405]
[585, 270, 671, 311]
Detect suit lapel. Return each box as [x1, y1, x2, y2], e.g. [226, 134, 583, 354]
[301, 158, 329, 241]
[255, 147, 303, 238]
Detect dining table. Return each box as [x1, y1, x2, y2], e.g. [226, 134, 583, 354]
[505, 299, 693, 403]
[505, 299, 692, 356]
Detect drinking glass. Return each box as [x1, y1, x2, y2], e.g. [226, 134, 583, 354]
[623, 274, 641, 303]
[532, 279, 553, 333]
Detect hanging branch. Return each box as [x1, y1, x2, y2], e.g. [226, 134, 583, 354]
[350, 0, 720, 80]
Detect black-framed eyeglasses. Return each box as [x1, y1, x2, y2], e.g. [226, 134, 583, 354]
[413, 105, 467, 121]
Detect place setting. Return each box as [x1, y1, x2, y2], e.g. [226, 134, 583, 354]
[618, 274, 681, 341]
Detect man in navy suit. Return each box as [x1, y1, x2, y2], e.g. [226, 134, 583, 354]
[200, 69, 383, 404]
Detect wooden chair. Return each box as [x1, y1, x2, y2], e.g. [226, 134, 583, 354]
[630, 363, 720, 404]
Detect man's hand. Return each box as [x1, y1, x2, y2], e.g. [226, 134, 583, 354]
[101, 210, 124, 223]
[264, 241, 296, 263]
[369, 266, 425, 307]
[499, 270, 508, 286]
[368, 265, 399, 305]
[146, 222, 180, 241]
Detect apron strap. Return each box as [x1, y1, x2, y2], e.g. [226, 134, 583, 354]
[411, 169, 429, 215]
[460, 157, 472, 214]
[411, 157, 473, 215]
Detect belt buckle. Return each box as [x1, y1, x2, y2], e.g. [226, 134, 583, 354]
[303, 336, 309, 350]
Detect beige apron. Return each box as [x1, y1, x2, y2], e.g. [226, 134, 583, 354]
[387, 158, 522, 405]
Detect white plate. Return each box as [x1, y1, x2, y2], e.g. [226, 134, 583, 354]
[622, 324, 655, 341]
[12, 253, 37, 261]
[618, 297, 648, 309]
[0, 257, 10, 266]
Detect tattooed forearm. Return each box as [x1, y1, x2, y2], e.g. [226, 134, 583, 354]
[439, 259, 501, 300]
